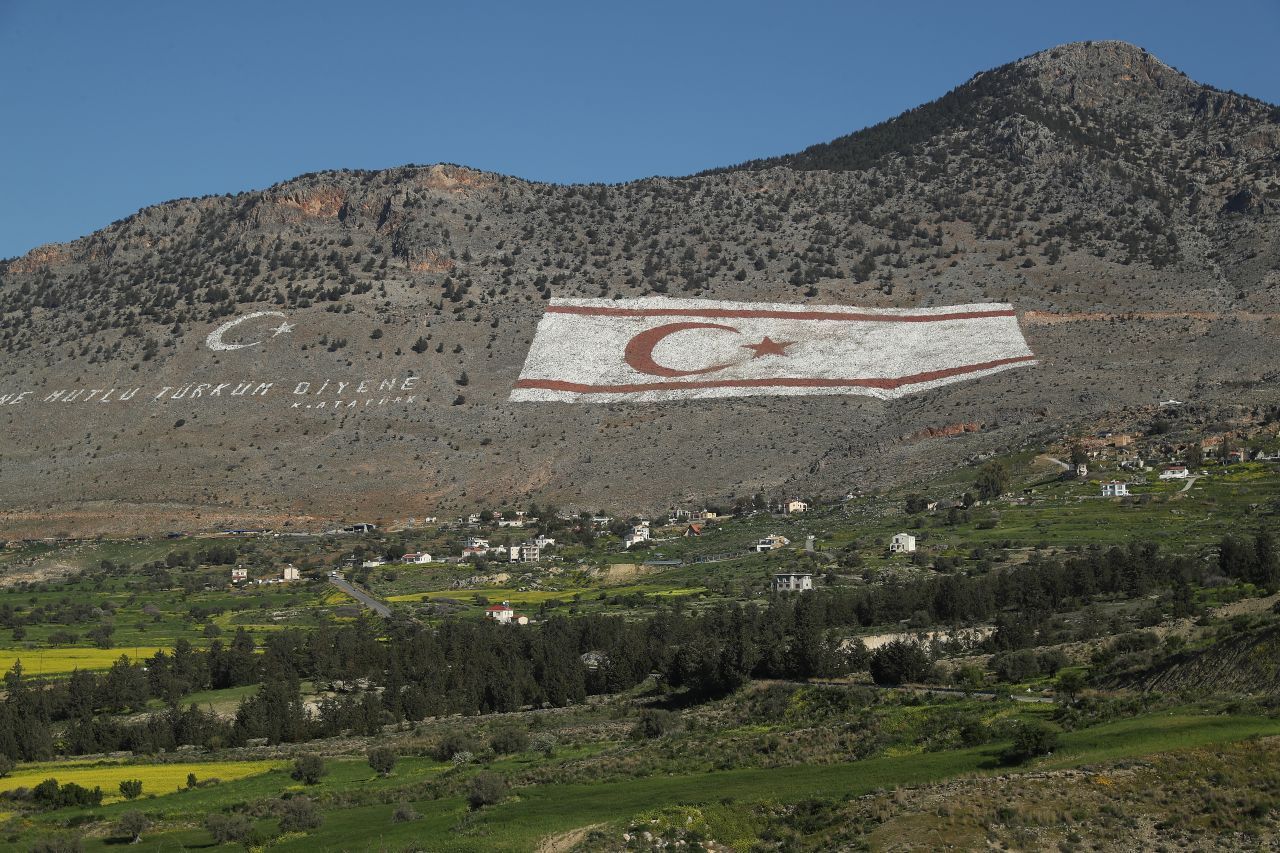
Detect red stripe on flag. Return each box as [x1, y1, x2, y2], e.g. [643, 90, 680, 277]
[513, 355, 1037, 394]
[545, 305, 1016, 322]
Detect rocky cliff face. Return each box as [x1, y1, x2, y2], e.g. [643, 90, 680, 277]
[1, 41, 1277, 534]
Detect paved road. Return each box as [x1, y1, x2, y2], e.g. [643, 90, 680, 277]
[1181, 474, 1199, 493]
[328, 575, 392, 618]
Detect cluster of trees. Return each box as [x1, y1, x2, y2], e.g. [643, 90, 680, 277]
[0, 531, 1272, 759]
[1218, 532, 1279, 589]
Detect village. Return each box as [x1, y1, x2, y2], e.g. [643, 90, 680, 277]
[184, 413, 1280, 638]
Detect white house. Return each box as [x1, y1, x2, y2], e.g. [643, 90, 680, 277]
[889, 533, 917, 553]
[496, 517, 525, 528]
[281, 565, 301, 581]
[534, 535, 556, 549]
[755, 534, 790, 552]
[1159, 465, 1189, 480]
[401, 552, 433, 564]
[230, 566, 249, 582]
[463, 537, 490, 556]
[484, 601, 529, 625]
[485, 602, 515, 623]
[1100, 481, 1129, 497]
[624, 522, 651, 549]
[772, 571, 813, 593]
[785, 499, 809, 515]
[361, 558, 386, 569]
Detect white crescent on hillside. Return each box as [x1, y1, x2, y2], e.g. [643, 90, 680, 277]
[205, 312, 294, 351]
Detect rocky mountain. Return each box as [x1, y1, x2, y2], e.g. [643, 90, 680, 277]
[1, 41, 1278, 536]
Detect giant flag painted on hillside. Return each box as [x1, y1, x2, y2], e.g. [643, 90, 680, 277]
[511, 297, 1036, 402]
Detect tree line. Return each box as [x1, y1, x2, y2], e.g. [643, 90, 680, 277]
[0, 531, 1273, 760]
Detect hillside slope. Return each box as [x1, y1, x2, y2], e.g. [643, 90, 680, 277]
[1, 41, 1278, 535]
[1119, 623, 1280, 697]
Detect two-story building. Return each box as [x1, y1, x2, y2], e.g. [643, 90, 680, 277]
[624, 522, 651, 549]
[889, 533, 917, 553]
[772, 571, 813, 593]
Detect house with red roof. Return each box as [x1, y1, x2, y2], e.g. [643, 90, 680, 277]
[484, 601, 528, 625]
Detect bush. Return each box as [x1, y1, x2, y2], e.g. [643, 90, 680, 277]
[291, 753, 327, 785]
[992, 649, 1041, 683]
[630, 709, 682, 740]
[119, 778, 143, 800]
[959, 719, 990, 747]
[1037, 648, 1069, 677]
[0, 754, 13, 778]
[869, 640, 934, 685]
[278, 795, 323, 832]
[28, 834, 83, 853]
[531, 732, 558, 758]
[368, 746, 397, 777]
[31, 779, 103, 810]
[206, 813, 253, 844]
[433, 731, 481, 761]
[1056, 669, 1087, 702]
[489, 727, 530, 754]
[467, 772, 508, 810]
[392, 803, 420, 823]
[117, 810, 150, 843]
[1001, 720, 1061, 765]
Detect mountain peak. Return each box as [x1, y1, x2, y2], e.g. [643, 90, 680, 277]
[1005, 40, 1195, 107]
[718, 40, 1276, 175]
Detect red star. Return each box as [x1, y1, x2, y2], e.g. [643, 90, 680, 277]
[741, 336, 794, 358]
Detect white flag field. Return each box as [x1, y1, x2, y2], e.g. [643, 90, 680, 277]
[511, 297, 1037, 403]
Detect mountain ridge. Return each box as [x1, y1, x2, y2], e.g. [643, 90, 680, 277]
[1, 41, 1277, 536]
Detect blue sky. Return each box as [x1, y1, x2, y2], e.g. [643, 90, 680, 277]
[1, 0, 1277, 259]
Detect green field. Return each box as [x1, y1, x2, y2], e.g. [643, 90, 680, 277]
[41, 709, 1277, 852]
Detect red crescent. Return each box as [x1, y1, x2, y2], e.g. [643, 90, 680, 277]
[623, 322, 741, 377]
